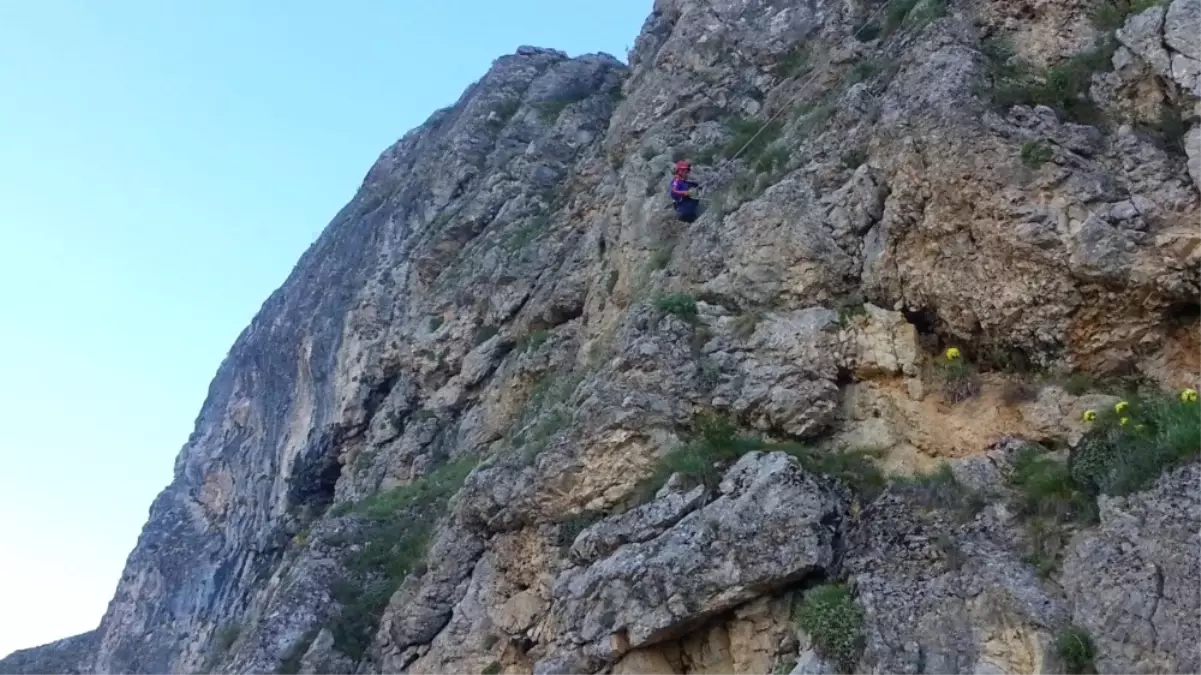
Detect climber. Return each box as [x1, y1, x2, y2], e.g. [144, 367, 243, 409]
[669, 160, 701, 223]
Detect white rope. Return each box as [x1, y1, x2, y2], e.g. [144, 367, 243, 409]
[681, 0, 918, 198]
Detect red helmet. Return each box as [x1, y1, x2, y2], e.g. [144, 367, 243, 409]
[674, 160, 691, 174]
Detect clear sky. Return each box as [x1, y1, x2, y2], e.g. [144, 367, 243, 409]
[0, 0, 649, 658]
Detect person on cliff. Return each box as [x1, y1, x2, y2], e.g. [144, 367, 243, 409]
[669, 160, 701, 223]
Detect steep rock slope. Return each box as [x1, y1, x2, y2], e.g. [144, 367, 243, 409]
[3, 0, 1199, 673]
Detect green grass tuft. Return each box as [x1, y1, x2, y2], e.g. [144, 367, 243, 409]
[1020, 140, 1054, 167]
[504, 214, 549, 252]
[1056, 626, 1097, 674]
[795, 583, 865, 673]
[984, 39, 1117, 125]
[326, 458, 477, 661]
[655, 293, 699, 320]
[632, 414, 886, 504]
[1071, 393, 1200, 496]
[721, 118, 784, 163]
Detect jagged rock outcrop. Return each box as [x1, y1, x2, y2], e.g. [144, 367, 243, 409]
[0, 632, 96, 675]
[1061, 461, 1201, 674]
[536, 452, 847, 672]
[4, 0, 1199, 673]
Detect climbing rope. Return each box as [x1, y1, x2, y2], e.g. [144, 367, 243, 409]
[695, 0, 901, 191]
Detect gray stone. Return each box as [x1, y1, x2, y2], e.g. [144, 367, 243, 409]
[1165, 0, 1201, 61]
[1171, 52, 1201, 96]
[845, 487, 1068, 674]
[1061, 462, 1201, 674]
[1187, 125, 1201, 193]
[789, 649, 837, 674]
[1069, 214, 1133, 283]
[0, 632, 95, 674]
[539, 452, 847, 667]
[567, 484, 706, 565]
[1118, 6, 1171, 76]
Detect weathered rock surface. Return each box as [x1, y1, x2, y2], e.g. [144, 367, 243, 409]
[4, 0, 1199, 672]
[1061, 462, 1201, 675]
[0, 632, 96, 674]
[1187, 124, 1201, 191]
[845, 451, 1069, 674]
[537, 452, 847, 669]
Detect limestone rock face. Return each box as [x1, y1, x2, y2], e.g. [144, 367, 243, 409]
[537, 452, 847, 670]
[0, 633, 96, 675]
[1060, 462, 1201, 675]
[3, 0, 1199, 673]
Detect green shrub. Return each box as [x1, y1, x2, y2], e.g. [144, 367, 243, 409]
[930, 356, 981, 404]
[754, 143, 790, 175]
[633, 414, 886, 504]
[795, 583, 865, 673]
[482, 662, 502, 675]
[721, 118, 783, 162]
[846, 60, 882, 84]
[508, 373, 583, 462]
[326, 458, 477, 660]
[557, 510, 607, 552]
[986, 39, 1116, 125]
[836, 302, 867, 326]
[1010, 444, 1097, 525]
[1071, 393, 1200, 496]
[1020, 140, 1054, 167]
[633, 413, 752, 499]
[656, 293, 699, 319]
[504, 214, 549, 252]
[796, 101, 836, 131]
[1149, 103, 1188, 155]
[1056, 626, 1097, 674]
[783, 445, 889, 500]
[1008, 441, 1100, 571]
[428, 315, 444, 331]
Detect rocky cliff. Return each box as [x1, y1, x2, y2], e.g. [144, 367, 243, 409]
[4, 0, 1199, 673]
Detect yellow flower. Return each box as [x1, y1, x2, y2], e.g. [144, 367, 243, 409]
[1181, 388, 1198, 403]
[1082, 409, 1097, 422]
[1114, 400, 1128, 415]
[1120, 417, 1130, 426]
[945, 347, 961, 360]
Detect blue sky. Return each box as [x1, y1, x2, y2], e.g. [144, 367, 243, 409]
[0, 0, 649, 657]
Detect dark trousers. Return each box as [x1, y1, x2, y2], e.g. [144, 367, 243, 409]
[675, 199, 698, 223]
